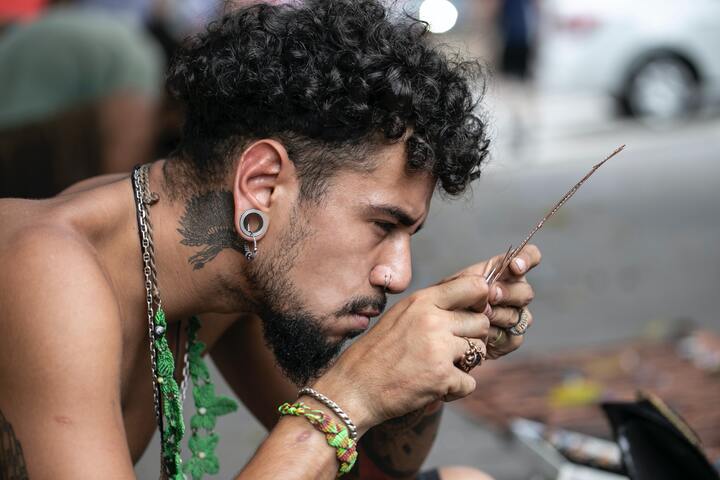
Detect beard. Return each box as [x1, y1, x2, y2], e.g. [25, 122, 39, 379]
[244, 208, 386, 386]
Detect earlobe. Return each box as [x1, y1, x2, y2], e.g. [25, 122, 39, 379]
[237, 208, 269, 242]
[236, 208, 269, 260]
[232, 139, 286, 260]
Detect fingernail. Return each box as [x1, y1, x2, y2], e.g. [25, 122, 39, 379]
[495, 286, 503, 301]
[514, 258, 526, 273]
[484, 304, 493, 317]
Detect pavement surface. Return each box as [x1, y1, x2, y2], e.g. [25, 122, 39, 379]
[136, 90, 720, 479]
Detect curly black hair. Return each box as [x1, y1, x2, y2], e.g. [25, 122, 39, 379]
[166, 0, 490, 198]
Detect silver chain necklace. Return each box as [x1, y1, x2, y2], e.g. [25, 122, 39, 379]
[131, 164, 191, 473]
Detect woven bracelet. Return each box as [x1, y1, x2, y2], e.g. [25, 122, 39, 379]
[298, 386, 358, 440]
[278, 401, 358, 477]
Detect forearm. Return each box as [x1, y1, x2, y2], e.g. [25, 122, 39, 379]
[357, 401, 443, 479]
[236, 414, 338, 480]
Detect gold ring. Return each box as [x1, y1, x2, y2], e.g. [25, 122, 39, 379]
[488, 328, 507, 347]
[458, 337, 485, 372]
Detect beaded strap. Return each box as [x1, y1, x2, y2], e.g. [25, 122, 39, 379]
[184, 316, 238, 480]
[279, 402, 358, 477]
[154, 307, 185, 478]
[153, 311, 239, 480]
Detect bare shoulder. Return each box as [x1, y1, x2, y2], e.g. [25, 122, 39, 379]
[0, 225, 133, 477]
[0, 221, 118, 321]
[59, 172, 129, 196]
[0, 221, 122, 384]
[0, 220, 123, 356]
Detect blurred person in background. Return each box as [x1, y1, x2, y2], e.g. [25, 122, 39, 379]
[497, 0, 536, 82]
[490, 0, 538, 148]
[0, 1, 540, 479]
[0, 6, 165, 198]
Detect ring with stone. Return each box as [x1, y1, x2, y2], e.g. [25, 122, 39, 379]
[458, 337, 485, 372]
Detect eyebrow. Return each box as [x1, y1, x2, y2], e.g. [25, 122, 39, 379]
[366, 203, 425, 233]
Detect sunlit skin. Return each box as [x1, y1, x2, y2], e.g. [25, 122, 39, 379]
[0, 136, 540, 479]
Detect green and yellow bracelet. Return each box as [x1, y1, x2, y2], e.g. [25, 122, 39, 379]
[278, 401, 358, 477]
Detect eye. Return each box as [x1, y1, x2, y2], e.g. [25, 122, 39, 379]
[373, 221, 396, 234]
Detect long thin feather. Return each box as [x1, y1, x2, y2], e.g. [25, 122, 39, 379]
[486, 145, 626, 284]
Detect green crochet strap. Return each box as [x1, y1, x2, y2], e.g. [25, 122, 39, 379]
[183, 316, 238, 480]
[154, 307, 185, 479]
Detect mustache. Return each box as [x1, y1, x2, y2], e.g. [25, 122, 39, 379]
[334, 293, 387, 318]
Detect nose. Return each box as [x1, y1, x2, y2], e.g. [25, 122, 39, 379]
[370, 238, 413, 294]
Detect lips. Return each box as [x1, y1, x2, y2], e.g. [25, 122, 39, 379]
[350, 314, 371, 331]
[347, 310, 381, 333]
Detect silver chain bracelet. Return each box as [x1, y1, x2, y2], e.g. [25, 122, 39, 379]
[298, 387, 358, 440]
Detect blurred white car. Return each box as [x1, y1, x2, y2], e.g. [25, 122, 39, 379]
[536, 0, 720, 120]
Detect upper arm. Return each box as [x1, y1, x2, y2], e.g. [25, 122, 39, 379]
[210, 314, 296, 431]
[0, 232, 135, 479]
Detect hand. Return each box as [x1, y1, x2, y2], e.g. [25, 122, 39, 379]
[314, 274, 491, 434]
[439, 244, 541, 359]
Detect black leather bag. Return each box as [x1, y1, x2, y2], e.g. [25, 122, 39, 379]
[602, 392, 719, 480]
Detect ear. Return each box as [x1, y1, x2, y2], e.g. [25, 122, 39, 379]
[231, 139, 292, 235]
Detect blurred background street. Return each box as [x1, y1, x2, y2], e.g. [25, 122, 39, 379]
[1, 0, 719, 478]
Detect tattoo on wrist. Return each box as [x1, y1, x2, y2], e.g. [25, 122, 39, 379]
[361, 405, 443, 478]
[0, 409, 29, 480]
[178, 191, 243, 270]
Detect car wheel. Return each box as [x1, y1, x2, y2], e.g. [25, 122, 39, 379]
[621, 55, 699, 121]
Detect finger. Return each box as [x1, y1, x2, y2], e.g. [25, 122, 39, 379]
[486, 326, 524, 359]
[500, 308, 534, 338]
[487, 306, 520, 328]
[440, 248, 524, 285]
[430, 274, 489, 311]
[468, 284, 501, 313]
[443, 371, 477, 402]
[492, 281, 534, 307]
[487, 326, 504, 345]
[508, 244, 542, 277]
[450, 310, 490, 338]
[451, 335, 487, 362]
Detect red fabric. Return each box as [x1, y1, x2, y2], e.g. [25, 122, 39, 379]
[0, 0, 47, 22]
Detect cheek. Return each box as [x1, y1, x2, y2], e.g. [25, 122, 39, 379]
[284, 222, 374, 311]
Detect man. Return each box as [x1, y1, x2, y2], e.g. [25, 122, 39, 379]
[0, 1, 540, 478]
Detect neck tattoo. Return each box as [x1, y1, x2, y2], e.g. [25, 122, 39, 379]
[131, 164, 237, 479]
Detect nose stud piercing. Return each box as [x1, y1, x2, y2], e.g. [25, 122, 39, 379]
[383, 274, 392, 292]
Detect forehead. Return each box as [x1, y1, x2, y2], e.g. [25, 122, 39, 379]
[328, 141, 435, 217]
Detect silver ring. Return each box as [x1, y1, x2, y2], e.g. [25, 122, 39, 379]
[239, 208, 268, 239]
[507, 307, 530, 336]
[383, 273, 392, 292]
